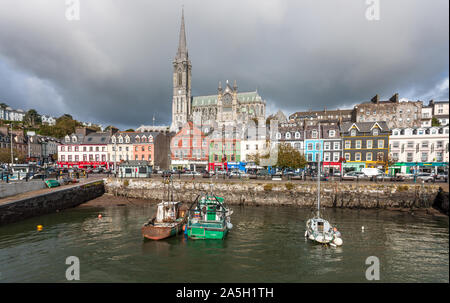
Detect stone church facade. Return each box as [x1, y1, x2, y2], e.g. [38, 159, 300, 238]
[170, 10, 266, 132]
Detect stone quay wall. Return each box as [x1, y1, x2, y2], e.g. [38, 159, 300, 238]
[0, 181, 105, 226]
[0, 181, 47, 199]
[105, 179, 441, 210]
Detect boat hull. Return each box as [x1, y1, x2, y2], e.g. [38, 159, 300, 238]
[142, 222, 184, 240]
[187, 225, 228, 240]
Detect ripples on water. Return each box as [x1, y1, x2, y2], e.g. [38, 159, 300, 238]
[0, 203, 448, 283]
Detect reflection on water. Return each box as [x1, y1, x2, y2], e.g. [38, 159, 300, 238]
[0, 203, 448, 282]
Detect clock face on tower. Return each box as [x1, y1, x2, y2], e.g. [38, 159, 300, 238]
[223, 94, 232, 107]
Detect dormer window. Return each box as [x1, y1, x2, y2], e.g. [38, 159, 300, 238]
[295, 132, 300, 139]
[312, 130, 318, 138]
[111, 136, 116, 143]
[350, 129, 356, 137]
[276, 132, 281, 140]
[118, 136, 123, 143]
[329, 130, 335, 137]
[148, 135, 153, 142]
[135, 136, 140, 143]
[65, 135, 70, 143]
[142, 136, 147, 143]
[125, 136, 130, 143]
[72, 136, 77, 143]
[285, 132, 291, 139]
[373, 129, 379, 136]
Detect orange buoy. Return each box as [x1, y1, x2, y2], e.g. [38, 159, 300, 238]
[98, 214, 102, 219]
[37, 225, 43, 231]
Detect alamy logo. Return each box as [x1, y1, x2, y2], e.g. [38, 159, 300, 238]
[65, 256, 80, 280]
[365, 0, 380, 21]
[65, 0, 80, 21]
[365, 256, 380, 280]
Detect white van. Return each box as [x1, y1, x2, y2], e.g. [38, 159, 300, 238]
[361, 168, 383, 177]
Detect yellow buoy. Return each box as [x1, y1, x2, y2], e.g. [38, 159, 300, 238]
[37, 225, 43, 231]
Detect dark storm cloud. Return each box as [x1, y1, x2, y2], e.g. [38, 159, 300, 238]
[0, 0, 448, 129]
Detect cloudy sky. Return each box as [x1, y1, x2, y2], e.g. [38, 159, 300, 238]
[0, 0, 448, 129]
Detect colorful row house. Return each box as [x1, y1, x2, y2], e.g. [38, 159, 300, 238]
[389, 126, 449, 175]
[170, 121, 209, 171]
[340, 122, 390, 173]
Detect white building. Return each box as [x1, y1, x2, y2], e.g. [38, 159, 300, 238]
[41, 115, 56, 126]
[389, 126, 449, 174]
[0, 107, 25, 121]
[241, 122, 269, 163]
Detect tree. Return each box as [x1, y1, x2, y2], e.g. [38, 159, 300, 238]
[125, 128, 135, 132]
[432, 117, 441, 127]
[38, 114, 81, 138]
[24, 109, 42, 127]
[276, 143, 307, 169]
[0, 103, 8, 109]
[0, 148, 27, 164]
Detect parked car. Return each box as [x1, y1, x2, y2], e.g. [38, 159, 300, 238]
[416, 173, 434, 183]
[435, 172, 448, 182]
[30, 173, 47, 180]
[311, 173, 329, 181]
[375, 173, 392, 181]
[184, 171, 201, 176]
[92, 167, 103, 174]
[342, 171, 368, 181]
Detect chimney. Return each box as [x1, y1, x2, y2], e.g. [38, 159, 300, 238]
[371, 94, 379, 104]
[389, 93, 399, 103]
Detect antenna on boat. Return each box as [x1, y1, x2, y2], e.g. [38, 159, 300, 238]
[317, 121, 321, 218]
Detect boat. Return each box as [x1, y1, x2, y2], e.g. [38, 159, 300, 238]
[305, 122, 343, 247]
[141, 177, 188, 240]
[185, 185, 233, 240]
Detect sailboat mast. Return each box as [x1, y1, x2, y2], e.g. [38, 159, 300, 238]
[317, 122, 321, 217]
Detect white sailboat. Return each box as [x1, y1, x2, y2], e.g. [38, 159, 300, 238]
[305, 122, 343, 247]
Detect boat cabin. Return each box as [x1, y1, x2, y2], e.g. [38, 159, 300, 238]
[155, 201, 185, 223]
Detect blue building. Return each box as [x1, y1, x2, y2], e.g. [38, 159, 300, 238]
[304, 125, 323, 172]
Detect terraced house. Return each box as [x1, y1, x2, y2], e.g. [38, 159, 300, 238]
[304, 125, 323, 171]
[208, 126, 241, 171]
[321, 124, 342, 175]
[389, 126, 449, 175]
[170, 121, 209, 171]
[340, 122, 390, 173]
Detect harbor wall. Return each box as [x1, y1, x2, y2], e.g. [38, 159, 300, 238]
[0, 180, 105, 226]
[104, 179, 442, 210]
[0, 181, 47, 199]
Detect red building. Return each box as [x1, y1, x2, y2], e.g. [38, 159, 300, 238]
[170, 122, 209, 171]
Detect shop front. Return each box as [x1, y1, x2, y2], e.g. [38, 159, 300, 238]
[322, 162, 341, 175]
[208, 162, 227, 172]
[389, 162, 449, 175]
[342, 162, 365, 173]
[227, 161, 247, 172]
[58, 161, 109, 169]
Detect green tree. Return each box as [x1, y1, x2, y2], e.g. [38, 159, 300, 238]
[125, 128, 135, 132]
[37, 114, 81, 138]
[0, 148, 27, 164]
[432, 117, 441, 127]
[276, 143, 307, 169]
[0, 103, 8, 109]
[24, 109, 42, 127]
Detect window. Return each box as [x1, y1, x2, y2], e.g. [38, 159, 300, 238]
[333, 152, 339, 162]
[148, 146, 151, 151]
[436, 152, 443, 162]
[367, 140, 373, 149]
[324, 142, 330, 150]
[422, 141, 428, 148]
[378, 140, 384, 149]
[307, 154, 313, 161]
[89, 147, 93, 152]
[276, 133, 281, 140]
[392, 153, 399, 161]
[407, 153, 413, 162]
[295, 132, 300, 139]
[393, 141, 399, 148]
[334, 142, 340, 150]
[95, 154, 100, 161]
[307, 143, 313, 150]
[329, 130, 335, 137]
[102, 155, 106, 162]
[83, 146, 87, 152]
[345, 140, 351, 149]
[135, 146, 138, 151]
[315, 143, 320, 150]
[68, 155, 72, 162]
[75, 146, 79, 152]
[75, 155, 79, 161]
[246, 144, 249, 150]
[437, 141, 443, 149]
[377, 152, 384, 161]
[68, 146, 72, 152]
[83, 154, 87, 161]
[312, 130, 318, 138]
[350, 129, 357, 137]
[324, 152, 331, 161]
[355, 153, 361, 161]
[285, 132, 291, 139]
[356, 140, 362, 149]
[407, 141, 414, 148]
[373, 129, 379, 136]
[89, 154, 94, 161]
[421, 152, 427, 162]
[61, 155, 65, 161]
[366, 152, 372, 161]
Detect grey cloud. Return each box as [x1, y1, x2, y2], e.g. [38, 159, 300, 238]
[0, 0, 448, 129]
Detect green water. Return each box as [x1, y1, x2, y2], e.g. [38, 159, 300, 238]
[0, 202, 448, 282]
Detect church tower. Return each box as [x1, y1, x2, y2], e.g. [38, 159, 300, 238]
[171, 8, 192, 132]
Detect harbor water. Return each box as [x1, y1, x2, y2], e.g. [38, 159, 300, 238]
[0, 200, 448, 282]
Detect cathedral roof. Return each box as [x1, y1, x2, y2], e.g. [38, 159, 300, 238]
[192, 91, 263, 107]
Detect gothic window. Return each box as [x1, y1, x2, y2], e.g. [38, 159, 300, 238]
[178, 72, 182, 86]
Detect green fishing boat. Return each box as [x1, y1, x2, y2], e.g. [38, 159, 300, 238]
[185, 193, 233, 240]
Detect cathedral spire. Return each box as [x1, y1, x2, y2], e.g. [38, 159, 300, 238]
[175, 7, 188, 61]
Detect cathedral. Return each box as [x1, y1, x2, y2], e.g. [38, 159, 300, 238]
[170, 9, 266, 132]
